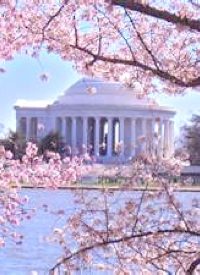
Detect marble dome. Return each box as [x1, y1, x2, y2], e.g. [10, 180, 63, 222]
[54, 78, 158, 107]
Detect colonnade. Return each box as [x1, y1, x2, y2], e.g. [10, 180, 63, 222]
[54, 116, 174, 159]
[18, 115, 174, 159]
[19, 117, 38, 141]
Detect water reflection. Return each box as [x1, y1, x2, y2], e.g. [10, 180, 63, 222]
[0, 189, 198, 274]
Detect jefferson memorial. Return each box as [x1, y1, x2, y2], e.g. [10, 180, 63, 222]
[15, 78, 175, 162]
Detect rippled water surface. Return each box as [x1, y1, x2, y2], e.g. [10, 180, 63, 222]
[0, 189, 198, 275]
[0, 189, 76, 275]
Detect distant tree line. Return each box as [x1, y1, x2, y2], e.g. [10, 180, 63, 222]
[181, 115, 200, 165]
[0, 131, 62, 160]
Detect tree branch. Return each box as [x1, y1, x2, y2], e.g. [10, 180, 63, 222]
[94, 5, 135, 62]
[71, 44, 200, 88]
[42, 4, 65, 34]
[50, 228, 200, 272]
[124, 8, 160, 70]
[112, 0, 200, 32]
[189, 0, 200, 9]
[186, 256, 200, 274]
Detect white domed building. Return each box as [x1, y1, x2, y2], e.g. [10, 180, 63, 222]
[15, 78, 175, 162]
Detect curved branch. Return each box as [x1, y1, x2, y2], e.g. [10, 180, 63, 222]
[186, 256, 200, 274]
[95, 5, 135, 61]
[112, 0, 200, 32]
[50, 228, 200, 272]
[42, 4, 65, 33]
[189, 0, 200, 9]
[124, 8, 160, 70]
[71, 44, 200, 88]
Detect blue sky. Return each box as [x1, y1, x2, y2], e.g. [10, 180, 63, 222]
[0, 52, 200, 139]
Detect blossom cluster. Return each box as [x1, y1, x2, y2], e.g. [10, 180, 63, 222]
[0, 142, 90, 246]
[1, 142, 90, 188]
[0, 0, 199, 93]
[48, 151, 200, 274]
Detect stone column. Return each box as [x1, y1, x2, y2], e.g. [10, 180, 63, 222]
[16, 116, 20, 133]
[107, 117, 113, 157]
[158, 118, 163, 158]
[141, 118, 146, 153]
[131, 118, 136, 157]
[26, 117, 31, 141]
[34, 118, 38, 140]
[163, 120, 170, 158]
[18, 117, 25, 138]
[83, 117, 88, 149]
[152, 118, 156, 136]
[151, 118, 157, 155]
[119, 117, 125, 156]
[65, 117, 71, 146]
[95, 117, 100, 156]
[37, 117, 45, 140]
[62, 117, 66, 142]
[169, 120, 175, 156]
[72, 117, 77, 150]
[99, 119, 105, 156]
[54, 117, 58, 133]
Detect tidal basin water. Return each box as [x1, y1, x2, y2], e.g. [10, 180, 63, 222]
[0, 189, 199, 275]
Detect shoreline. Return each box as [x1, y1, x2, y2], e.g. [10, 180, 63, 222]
[20, 185, 200, 192]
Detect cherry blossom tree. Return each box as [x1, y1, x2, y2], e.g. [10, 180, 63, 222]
[0, 0, 199, 94]
[0, 141, 199, 273]
[0, 144, 30, 247]
[0, 141, 90, 246]
[48, 154, 200, 274]
[0, 0, 200, 274]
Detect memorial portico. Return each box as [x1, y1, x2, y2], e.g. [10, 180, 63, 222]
[15, 78, 176, 162]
